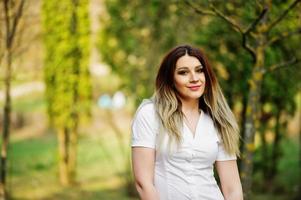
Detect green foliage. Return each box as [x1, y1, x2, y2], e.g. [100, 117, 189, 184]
[260, 0, 301, 115]
[193, 0, 301, 110]
[42, 0, 91, 129]
[276, 138, 299, 193]
[98, 0, 200, 105]
[262, 58, 298, 116]
[253, 138, 299, 195]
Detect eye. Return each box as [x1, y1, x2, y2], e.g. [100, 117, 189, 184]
[196, 68, 204, 73]
[177, 70, 188, 75]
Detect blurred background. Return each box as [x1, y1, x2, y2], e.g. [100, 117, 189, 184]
[0, 0, 300, 200]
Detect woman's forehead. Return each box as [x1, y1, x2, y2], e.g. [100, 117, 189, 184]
[175, 55, 202, 68]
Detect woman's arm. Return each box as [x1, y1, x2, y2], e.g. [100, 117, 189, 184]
[215, 160, 243, 200]
[132, 147, 160, 200]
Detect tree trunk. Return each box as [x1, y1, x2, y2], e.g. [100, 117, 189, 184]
[0, 47, 12, 200]
[67, 0, 80, 185]
[58, 128, 70, 186]
[0, 1, 25, 197]
[260, 123, 269, 181]
[241, 44, 265, 199]
[269, 108, 282, 182]
[68, 118, 78, 184]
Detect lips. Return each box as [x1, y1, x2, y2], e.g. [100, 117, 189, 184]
[187, 85, 201, 91]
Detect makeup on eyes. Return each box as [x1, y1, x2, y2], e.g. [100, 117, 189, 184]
[176, 65, 204, 75]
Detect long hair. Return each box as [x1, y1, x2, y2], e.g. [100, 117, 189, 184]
[154, 44, 240, 156]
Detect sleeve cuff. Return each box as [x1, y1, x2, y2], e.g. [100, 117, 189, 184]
[131, 140, 156, 149]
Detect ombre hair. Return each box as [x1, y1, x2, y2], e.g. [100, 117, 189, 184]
[154, 44, 240, 156]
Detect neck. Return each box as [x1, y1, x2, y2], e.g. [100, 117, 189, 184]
[180, 98, 199, 113]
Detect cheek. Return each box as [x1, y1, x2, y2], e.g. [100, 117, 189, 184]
[173, 76, 181, 86]
[174, 82, 182, 93]
[174, 77, 186, 93]
[200, 74, 206, 88]
[201, 73, 206, 82]
[173, 75, 185, 87]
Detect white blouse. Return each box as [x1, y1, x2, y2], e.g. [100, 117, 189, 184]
[131, 99, 236, 200]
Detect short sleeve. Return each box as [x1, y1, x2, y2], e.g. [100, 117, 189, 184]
[216, 134, 237, 161]
[131, 100, 158, 149]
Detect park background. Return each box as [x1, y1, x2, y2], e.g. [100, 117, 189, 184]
[0, 0, 300, 200]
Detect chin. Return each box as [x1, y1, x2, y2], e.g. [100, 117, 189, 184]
[178, 90, 204, 101]
[192, 91, 204, 97]
[185, 93, 204, 100]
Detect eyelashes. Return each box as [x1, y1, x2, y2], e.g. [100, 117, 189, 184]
[177, 71, 188, 75]
[196, 68, 204, 73]
[177, 68, 204, 75]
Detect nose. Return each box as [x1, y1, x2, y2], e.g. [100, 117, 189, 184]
[189, 72, 199, 82]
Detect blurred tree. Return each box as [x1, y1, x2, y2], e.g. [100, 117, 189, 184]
[0, 0, 25, 199]
[42, 0, 91, 185]
[185, 0, 301, 199]
[258, 35, 301, 194]
[259, 55, 299, 191]
[99, 0, 200, 106]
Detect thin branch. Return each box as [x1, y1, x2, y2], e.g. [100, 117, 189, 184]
[184, 0, 215, 16]
[267, 28, 301, 45]
[3, 0, 10, 48]
[267, 0, 301, 32]
[208, 3, 244, 33]
[265, 57, 300, 73]
[244, 6, 269, 35]
[9, 0, 25, 46]
[255, 0, 264, 10]
[240, 6, 269, 62]
[185, 1, 258, 61]
[242, 34, 256, 62]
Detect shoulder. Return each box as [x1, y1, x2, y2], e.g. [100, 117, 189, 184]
[134, 99, 156, 118]
[132, 99, 158, 126]
[131, 99, 159, 148]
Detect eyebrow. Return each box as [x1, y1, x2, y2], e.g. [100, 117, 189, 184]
[176, 65, 203, 70]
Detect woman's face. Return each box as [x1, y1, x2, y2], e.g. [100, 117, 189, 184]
[173, 54, 206, 101]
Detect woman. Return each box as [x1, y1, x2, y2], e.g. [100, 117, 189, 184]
[131, 44, 243, 200]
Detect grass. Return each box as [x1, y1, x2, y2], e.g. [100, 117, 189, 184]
[12, 92, 46, 113]
[9, 131, 137, 200]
